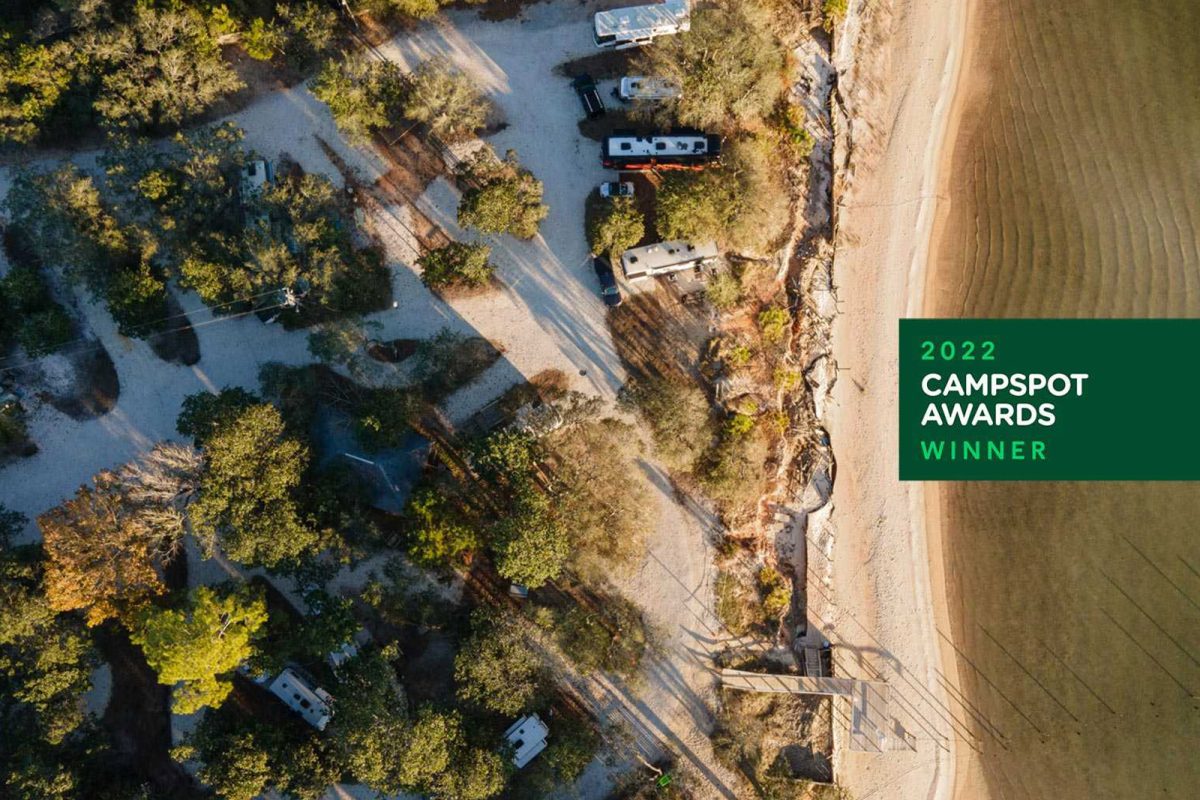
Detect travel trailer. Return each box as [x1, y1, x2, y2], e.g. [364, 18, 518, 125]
[593, 1, 690, 50]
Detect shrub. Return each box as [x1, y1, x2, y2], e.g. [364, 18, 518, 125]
[404, 489, 479, 567]
[699, 428, 770, 515]
[619, 376, 713, 473]
[758, 306, 791, 344]
[773, 367, 802, 391]
[417, 242, 494, 289]
[456, 147, 548, 239]
[402, 59, 490, 141]
[725, 344, 753, 369]
[243, 18, 286, 61]
[354, 387, 418, 451]
[758, 566, 791, 619]
[312, 56, 404, 143]
[724, 413, 755, 439]
[177, 387, 261, 445]
[554, 592, 647, 677]
[18, 308, 72, 356]
[824, 0, 849, 32]
[774, 102, 815, 160]
[714, 571, 754, 636]
[705, 270, 742, 311]
[587, 195, 644, 260]
[656, 135, 790, 254]
[632, 2, 785, 130]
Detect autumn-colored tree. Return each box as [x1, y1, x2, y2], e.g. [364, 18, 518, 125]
[38, 444, 202, 626]
[130, 584, 267, 714]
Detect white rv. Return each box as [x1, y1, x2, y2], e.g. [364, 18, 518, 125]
[619, 240, 718, 282]
[594, 0, 690, 50]
[268, 668, 333, 731]
[618, 76, 682, 102]
[504, 714, 549, 769]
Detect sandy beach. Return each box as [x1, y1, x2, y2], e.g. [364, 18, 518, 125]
[824, 0, 988, 798]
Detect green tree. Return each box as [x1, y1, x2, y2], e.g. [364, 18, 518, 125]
[0, 548, 97, 745]
[16, 309, 72, 356]
[655, 135, 789, 254]
[418, 241, 494, 289]
[619, 376, 713, 473]
[326, 649, 408, 792]
[492, 487, 569, 588]
[130, 584, 268, 714]
[587, 195, 644, 260]
[758, 306, 790, 343]
[454, 610, 543, 715]
[0, 42, 76, 145]
[312, 56, 403, 143]
[402, 59, 491, 141]
[0, 504, 25, 548]
[91, 6, 245, 131]
[456, 147, 548, 239]
[176, 387, 262, 445]
[404, 489, 479, 567]
[355, 387, 418, 451]
[277, 2, 340, 70]
[195, 731, 272, 800]
[632, 2, 785, 130]
[438, 746, 507, 800]
[191, 404, 320, 567]
[242, 18, 286, 61]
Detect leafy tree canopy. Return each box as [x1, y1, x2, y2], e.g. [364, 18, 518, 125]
[454, 609, 543, 716]
[130, 584, 268, 714]
[456, 147, 548, 240]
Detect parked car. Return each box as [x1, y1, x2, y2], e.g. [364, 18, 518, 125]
[572, 74, 606, 119]
[599, 181, 635, 198]
[592, 255, 623, 307]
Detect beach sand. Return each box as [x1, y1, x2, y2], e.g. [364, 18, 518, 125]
[824, 0, 990, 798]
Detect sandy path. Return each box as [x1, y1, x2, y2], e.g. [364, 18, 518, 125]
[823, 0, 987, 798]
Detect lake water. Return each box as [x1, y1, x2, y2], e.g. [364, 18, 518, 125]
[927, 0, 1200, 797]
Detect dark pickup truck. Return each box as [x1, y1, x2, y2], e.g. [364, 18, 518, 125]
[572, 74, 606, 119]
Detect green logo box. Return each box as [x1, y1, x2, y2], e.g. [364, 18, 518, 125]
[899, 319, 1200, 480]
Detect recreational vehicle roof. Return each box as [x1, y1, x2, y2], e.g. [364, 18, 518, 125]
[594, 1, 690, 46]
[619, 76, 683, 101]
[606, 133, 716, 158]
[504, 714, 550, 769]
[269, 668, 333, 731]
[620, 240, 718, 282]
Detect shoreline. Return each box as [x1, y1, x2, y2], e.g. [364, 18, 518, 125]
[825, 0, 982, 798]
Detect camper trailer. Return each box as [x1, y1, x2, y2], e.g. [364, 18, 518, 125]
[619, 240, 718, 282]
[601, 132, 721, 171]
[268, 668, 333, 731]
[618, 76, 682, 102]
[593, 1, 690, 50]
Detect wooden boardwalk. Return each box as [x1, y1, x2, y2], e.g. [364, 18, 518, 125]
[719, 669, 914, 753]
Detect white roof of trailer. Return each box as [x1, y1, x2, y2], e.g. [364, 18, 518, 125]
[595, 1, 690, 37]
[608, 134, 711, 157]
[621, 240, 719, 278]
[268, 668, 333, 731]
[504, 714, 549, 769]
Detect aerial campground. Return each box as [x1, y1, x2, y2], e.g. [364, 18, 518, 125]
[3, 2, 1195, 800]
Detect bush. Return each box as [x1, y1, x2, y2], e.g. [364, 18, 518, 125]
[354, 387, 418, 451]
[18, 308, 73, 356]
[312, 56, 404, 143]
[417, 242, 494, 289]
[554, 592, 647, 677]
[619, 376, 713, 473]
[632, 2, 785, 130]
[656, 135, 790, 254]
[774, 102, 815, 160]
[456, 147, 548, 239]
[404, 489, 479, 567]
[758, 566, 791, 619]
[587, 195, 644, 260]
[714, 571, 754, 636]
[758, 306, 790, 344]
[699, 428, 770, 516]
[824, 0, 849, 31]
[402, 59, 491, 141]
[705, 270, 742, 311]
[411, 328, 501, 401]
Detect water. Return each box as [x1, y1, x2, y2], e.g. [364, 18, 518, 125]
[927, 0, 1200, 797]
